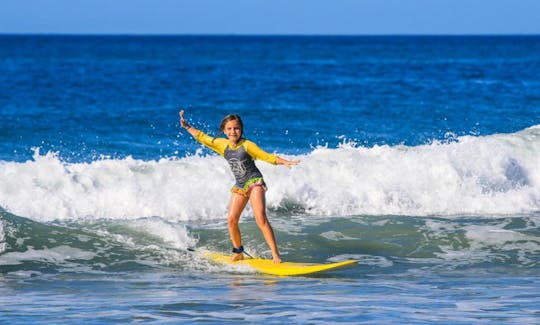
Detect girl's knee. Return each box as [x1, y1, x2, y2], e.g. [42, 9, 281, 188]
[255, 214, 269, 228]
[228, 215, 240, 227]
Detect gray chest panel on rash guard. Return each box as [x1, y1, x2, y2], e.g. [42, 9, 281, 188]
[224, 144, 263, 188]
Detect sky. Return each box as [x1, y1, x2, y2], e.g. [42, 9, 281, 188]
[1, 0, 539, 35]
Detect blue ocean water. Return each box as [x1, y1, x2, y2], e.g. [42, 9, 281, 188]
[1, 35, 540, 323]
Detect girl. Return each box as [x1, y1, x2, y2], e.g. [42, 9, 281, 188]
[180, 110, 299, 263]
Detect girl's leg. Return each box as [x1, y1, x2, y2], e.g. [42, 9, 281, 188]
[227, 192, 249, 261]
[249, 186, 281, 263]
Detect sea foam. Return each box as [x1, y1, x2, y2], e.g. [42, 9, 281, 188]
[0, 219, 6, 254]
[1, 125, 540, 222]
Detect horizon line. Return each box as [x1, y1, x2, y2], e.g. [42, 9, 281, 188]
[1, 32, 539, 37]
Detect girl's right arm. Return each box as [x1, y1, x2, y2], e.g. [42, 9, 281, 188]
[180, 110, 199, 137]
[179, 110, 227, 155]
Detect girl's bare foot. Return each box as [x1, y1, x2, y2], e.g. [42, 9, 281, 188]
[272, 255, 282, 264]
[231, 253, 244, 262]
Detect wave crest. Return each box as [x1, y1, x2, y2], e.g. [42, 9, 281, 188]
[1, 126, 540, 221]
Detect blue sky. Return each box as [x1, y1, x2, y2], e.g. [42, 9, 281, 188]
[1, 0, 539, 35]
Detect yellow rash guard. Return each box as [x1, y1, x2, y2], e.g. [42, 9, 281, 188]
[194, 130, 278, 195]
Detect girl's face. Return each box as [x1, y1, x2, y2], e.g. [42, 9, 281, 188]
[223, 119, 242, 144]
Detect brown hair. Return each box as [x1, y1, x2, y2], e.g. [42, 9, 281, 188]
[219, 114, 244, 137]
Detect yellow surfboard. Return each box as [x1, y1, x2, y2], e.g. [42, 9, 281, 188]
[205, 252, 357, 276]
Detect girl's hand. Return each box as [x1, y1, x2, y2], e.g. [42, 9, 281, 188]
[284, 159, 300, 169]
[277, 157, 300, 169]
[179, 110, 191, 129]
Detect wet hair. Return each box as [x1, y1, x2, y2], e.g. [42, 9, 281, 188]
[219, 114, 244, 137]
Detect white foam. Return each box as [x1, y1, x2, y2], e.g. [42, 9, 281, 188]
[120, 217, 197, 250]
[1, 125, 540, 222]
[0, 219, 6, 254]
[0, 149, 232, 221]
[0, 245, 96, 266]
[320, 231, 358, 241]
[464, 224, 540, 261]
[423, 218, 540, 267]
[268, 124, 540, 216]
[329, 254, 393, 267]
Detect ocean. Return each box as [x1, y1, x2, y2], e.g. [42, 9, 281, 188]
[1, 35, 540, 323]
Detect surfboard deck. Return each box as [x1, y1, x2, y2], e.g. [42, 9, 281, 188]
[204, 252, 357, 276]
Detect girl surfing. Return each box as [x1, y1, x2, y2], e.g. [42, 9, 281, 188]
[180, 110, 299, 263]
